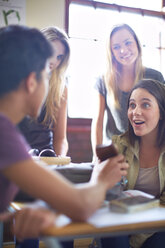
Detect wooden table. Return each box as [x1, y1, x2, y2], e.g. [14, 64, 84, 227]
[10, 202, 165, 241]
[42, 211, 165, 241]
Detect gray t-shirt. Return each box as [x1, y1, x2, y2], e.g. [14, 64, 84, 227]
[95, 67, 164, 143]
[0, 113, 30, 212]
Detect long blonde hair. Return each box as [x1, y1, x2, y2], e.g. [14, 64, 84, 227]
[41, 26, 70, 126]
[104, 24, 144, 108]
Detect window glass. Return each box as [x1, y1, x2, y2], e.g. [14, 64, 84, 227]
[68, 38, 106, 118]
[67, 2, 165, 118]
[69, 4, 95, 39]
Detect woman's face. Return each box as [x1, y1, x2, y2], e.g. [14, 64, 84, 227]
[128, 88, 160, 139]
[111, 28, 139, 67]
[49, 40, 66, 71]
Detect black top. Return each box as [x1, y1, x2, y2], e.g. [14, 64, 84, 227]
[18, 106, 53, 152]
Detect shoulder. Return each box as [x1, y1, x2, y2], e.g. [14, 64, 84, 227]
[112, 133, 130, 152]
[144, 67, 164, 83]
[94, 75, 107, 96]
[0, 114, 30, 170]
[112, 133, 139, 162]
[0, 113, 15, 133]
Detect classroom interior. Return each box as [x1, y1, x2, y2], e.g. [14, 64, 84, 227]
[2, 0, 165, 247]
[20, 0, 165, 165]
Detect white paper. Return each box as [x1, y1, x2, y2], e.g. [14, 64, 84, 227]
[88, 205, 165, 227]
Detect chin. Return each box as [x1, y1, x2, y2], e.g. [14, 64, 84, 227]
[29, 109, 40, 119]
[134, 131, 143, 137]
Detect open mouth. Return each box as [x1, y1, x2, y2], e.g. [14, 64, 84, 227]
[133, 120, 145, 125]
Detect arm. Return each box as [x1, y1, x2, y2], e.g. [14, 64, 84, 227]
[53, 87, 68, 156]
[91, 91, 105, 160]
[2, 154, 128, 221]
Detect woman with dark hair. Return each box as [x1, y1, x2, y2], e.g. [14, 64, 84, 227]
[91, 23, 164, 160]
[101, 79, 165, 248]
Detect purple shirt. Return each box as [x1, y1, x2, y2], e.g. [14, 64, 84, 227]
[0, 113, 31, 212]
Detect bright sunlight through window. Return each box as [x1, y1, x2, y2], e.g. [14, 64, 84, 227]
[67, 0, 165, 118]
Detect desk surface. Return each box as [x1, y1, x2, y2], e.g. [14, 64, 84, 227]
[11, 202, 165, 240]
[43, 207, 165, 240]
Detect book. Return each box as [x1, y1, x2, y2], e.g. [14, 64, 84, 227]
[109, 190, 160, 213]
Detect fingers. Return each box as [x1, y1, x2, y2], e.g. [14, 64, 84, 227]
[13, 208, 56, 241]
[111, 154, 125, 163]
[97, 154, 129, 190]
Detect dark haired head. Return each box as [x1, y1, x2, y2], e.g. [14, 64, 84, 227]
[0, 25, 53, 97]
[127, 79, 165, 147]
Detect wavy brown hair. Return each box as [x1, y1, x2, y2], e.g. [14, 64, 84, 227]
[104, 23, 144, 108]
[41, 26, 70, 127]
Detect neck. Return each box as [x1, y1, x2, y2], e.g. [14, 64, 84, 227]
[140, 129, 158, 148]
[0, 92, 26, 124]
[139, 133, 160, 168]
[119, 65, 135, 92]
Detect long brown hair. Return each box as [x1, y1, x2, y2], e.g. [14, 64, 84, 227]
[104, 23, 144, 108]
[41, 26, 70, 127]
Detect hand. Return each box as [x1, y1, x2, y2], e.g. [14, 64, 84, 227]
[92, 154, 129, 190]
[0, 207, 56, 241]
[14, 207, 57, 241]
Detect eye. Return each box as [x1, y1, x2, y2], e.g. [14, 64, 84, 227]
[125, 40, 132, 46]
[113, 45, 120, 50]
[142, 102, 150, 108]
[57, 55, 64, 61]
[129, 102, 136, 109]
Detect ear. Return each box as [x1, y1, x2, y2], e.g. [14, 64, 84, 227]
[24, 72, 38, 94]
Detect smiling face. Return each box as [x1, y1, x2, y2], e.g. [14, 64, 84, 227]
[49, 40, 66, 71]
[111, 28, 139, 67]
[128, 88, 160, 139]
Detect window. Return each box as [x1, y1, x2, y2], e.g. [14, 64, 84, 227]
[66, 0, 165, 118]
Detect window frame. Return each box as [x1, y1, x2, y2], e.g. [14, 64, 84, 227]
[65, 0, 165, 34]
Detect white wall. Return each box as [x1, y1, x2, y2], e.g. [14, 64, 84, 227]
[26, 0, 65, 29]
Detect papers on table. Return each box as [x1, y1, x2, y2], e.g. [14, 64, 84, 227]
[88, 205, 165, 227]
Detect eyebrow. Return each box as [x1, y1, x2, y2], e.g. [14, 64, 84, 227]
[112, 38, 133, 46]
[129, 98, 152, 102]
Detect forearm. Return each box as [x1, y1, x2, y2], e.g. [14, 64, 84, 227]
[3, 155, 128, 222]
[53, 137, 68, 156]
[2, 160, 104, 221]
[71, 182, 106, 220]
[91, 119, 103, 159]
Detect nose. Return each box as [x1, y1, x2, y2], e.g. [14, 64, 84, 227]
[133, 105, 142, 115]
[120, 45, 128, 54]
[120, 47, 124, 54]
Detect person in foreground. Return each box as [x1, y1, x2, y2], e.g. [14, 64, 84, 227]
[101, 79, 165, 248]
[0, 25, 128, 243]
[91, 23, 164, 161]
[18, 26, 70, 156]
